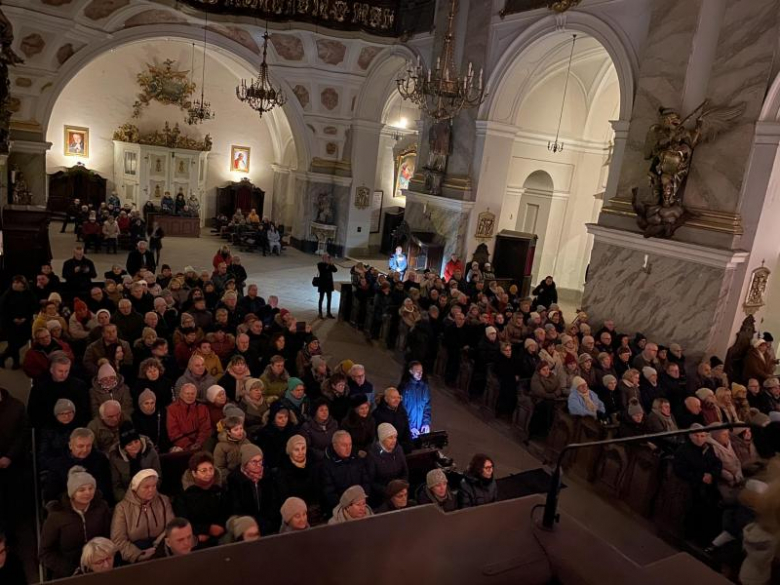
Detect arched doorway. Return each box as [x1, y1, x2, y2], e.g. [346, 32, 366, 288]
[479, 27, 625, 304]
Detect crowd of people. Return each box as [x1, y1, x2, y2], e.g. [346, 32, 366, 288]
[0, 233, 504, 582]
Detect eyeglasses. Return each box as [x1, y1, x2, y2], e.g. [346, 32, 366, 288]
[246, 459, 263, 467]
[483, 465, 494, 471]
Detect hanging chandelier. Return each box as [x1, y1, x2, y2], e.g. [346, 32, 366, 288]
[236, 24, 286, 118]
[186, 13, 215, 125]
[396, 0, 486, 122]
[548, 34, 577, 153]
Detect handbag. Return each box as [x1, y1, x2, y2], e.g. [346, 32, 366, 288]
[312, 275, 321, 288]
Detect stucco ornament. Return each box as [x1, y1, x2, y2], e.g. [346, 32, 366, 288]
[132, 59, 196, 118]
[743, 264, 771, 317]
[354, 186, 370, 209]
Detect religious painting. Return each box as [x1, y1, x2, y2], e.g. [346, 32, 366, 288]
[132, 59, 196, 118]
[150, 154, 167, 177]
[475, 209, 496, 239]
[231, 145, 250, 173]
[64, 125, 89, 157]
[354, 186, 370, 209]
[174, 156, 189, 179]
[370, 190, 383, 233]
[394, 147, 416, 198]
[150, 180, 166, 199]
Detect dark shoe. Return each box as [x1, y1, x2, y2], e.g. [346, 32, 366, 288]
[319, 313, 324, 319]
[327, 313, 335, 319]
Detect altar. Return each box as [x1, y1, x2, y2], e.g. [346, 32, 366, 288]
[147, 212, 200, 238]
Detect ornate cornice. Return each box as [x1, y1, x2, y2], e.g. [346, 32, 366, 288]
[602, 197, 744, 236]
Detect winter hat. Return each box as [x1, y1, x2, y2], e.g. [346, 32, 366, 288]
[752, 338, 767, 348]
[46, 320, 62, 331]
[286, 377, 304, 392]
[339, 485, 367, 507]
[578, 353, 592, 365]
[571, 376, 587, 390]
[54, 398, 76, 416]
[695, 388, 714, 401]
[137, 388, 156, 407]
[269, 400, 290, 420]
[641, 366, 657, 379]
[285, 434, 306, 455]
[385, 479, 409, 499]
[529, 312, 541, 321]
[227, 516, 258, 540]
[350, 393, 369, 409]
[689, 423, 704, 431]
[627, 399, 643, 417]
[279, 308, 290, 318]
[280, 497, 307, 524]
[377, 423, 398, 443]
[67, 466, 96, 498]
[669, 343, 682, 353]
[763, 377, 780, 388]
[426, 468, 448, 489]
[597, 352, 610, 363]
[311, 355, 327, 370]
[563, 353, 577, 366]
[73, 298, 88, 313]
[48, 292, 63, 304]
[96, 309, 111, 320]
[709, 356, 723, 368]
[129, 469, 158, 493]
[485, 326, 497, 336]
[560, 334, 573, 345]
[184, 265, 196, 274]
[223, 404, 245, 420]
[223, 416, 244, 431]
[206, 385, 225, 403]
[240, 444, 263, 466]
[602, 374, 617, 386]
[338, 359, 355, 374]
[97, 362, 116, 381]
[750, 410, 771, 427]
[763, 332, 774, 343]
[119, 423, 140, 448]
[524, 338, 538, 349]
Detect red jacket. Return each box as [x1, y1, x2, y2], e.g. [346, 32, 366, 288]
[174, 341, 196, 370]
[22, 341, 75, 380]
[81, 221, 101, 236]
[166, 400, 211, 450]
[212, 252, 232, 269]
[444, 259, 464, 283]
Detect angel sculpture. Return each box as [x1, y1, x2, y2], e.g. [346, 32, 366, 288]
[632, 100, 745, 238]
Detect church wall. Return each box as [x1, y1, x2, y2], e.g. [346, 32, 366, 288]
[45, 40, 276, 219]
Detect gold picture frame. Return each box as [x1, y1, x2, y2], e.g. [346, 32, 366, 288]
[64, 125, 89, 157]
[231, 145, 251, 173]
[394, 146, 416, 198]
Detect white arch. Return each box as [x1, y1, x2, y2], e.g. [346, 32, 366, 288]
[481, 11, 636, 123]
[353, 44, 417, 122]
[36, 24, 311, 170]
[760, 72, 780, 122]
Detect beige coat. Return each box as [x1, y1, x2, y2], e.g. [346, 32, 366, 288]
[212, 431, 251, 478]
[110, 490, 173, 562]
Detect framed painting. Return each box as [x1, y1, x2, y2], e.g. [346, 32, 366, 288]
[394, 146, 416, 198]
[64, 125, 89, 157]
[231, 145, 251, 173]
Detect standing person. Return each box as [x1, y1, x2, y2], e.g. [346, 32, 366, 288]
[147, 222, 164, 266]
[388, 246, 408, 279]
[397, 362, 431, 439]
[0, 276, 38, 369]
[315, 253, 338, 319]
[62, 246, 97, 297]
[126, 240, 156, 276]
[443, 254, 464, 283]
[531, 276, 558, 309]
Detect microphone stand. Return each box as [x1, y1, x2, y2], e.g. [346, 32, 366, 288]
[540, 421, 752, 530]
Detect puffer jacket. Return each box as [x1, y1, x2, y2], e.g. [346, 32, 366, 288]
[212, 431, 251, 478]
[89, 375, 133, 419]
[166, 399, 212, 450]
[300, 415, 338, 455]
[398, 378, 431, 433]
[108, 436, 162, 502]
[110, 489, 173, 562]
[365, 441, 409, 505]
[259, 364, 289, 399]
[457, 474, 498, 508]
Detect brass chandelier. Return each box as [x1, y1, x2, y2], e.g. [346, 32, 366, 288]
[186, 13, 215, 125]
[396, 0, 486, 122]
[236, 24, 286, 118]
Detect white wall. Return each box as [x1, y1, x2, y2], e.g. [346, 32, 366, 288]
[46, 39, 277, 218]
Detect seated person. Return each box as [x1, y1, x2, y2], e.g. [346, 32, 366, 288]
[108, 424, 162, 502]
[567, 376, 606, 419]
[280, 497, 310, 533]
[87, 400, 128, 454]
[43, 427, 112, 505]
[320, 430, 370, 512]
[458, 453, 498, 509]
[375, 479, 416, 514]
[174, 452, 229, 548]
[227, 444, 279, 534]
[366, 423, 409, 506]
[416, 468, 457, 512]
[166, 383, 211, 452]
[73, 536, 117, 576]
[328, 485, 373, 525]
[213, 416, 251, 478]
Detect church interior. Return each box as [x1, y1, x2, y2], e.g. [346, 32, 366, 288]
[0, 0, 779, 583]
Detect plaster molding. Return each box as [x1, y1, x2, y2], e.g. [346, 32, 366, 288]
[475, 120, 519, 140]
[351, 119, 385, 132]
[506, 185, 570, 200]
[514, 129, 611, 155]
[380, 126, 417, 138]
[11, 139, 52, 154]
[271, 164, 291, 174]
[296, 170, 354, 187]
[587, 224, 749, 270]
[609, 119, 631, 135]
[753, 121, 780, 146]
[404, 189, 475, 213]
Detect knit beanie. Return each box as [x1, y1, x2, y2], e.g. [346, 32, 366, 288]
[560, 334, 573, 345]
[206, 385, 225, 403]
[119, 423, 140, 448]
[73, 298, 88, 313]
[339, 359, 355, 374]
[641, 366, 657, 379]
[48, 292, 62, 304]
[597, 352, 610, 363]
[129, 469, 158, 493]
[385, 479, 409, 499]
[669, 342, 682, 353]
[97, 362, 116, 380]
[627, 399, 643, 417]
[602, 374, 617, 387]
[564, 353, 577, 366]
[578, 353, 592, 364]
[285, 434, 306, 455]
[67, 466, 96, 498]
[709, 356, 723, 368]
[377, 422, 397, 443]
[763, 377, 780, 388]
[96, 309, 111, 320]
[137, 388, 156, 407]
[571, 376, 587, 389]
[485, 326, 497, 336]
[54, 398, 76, 416]
[695, 388, 714, 401]
[240, 444, 263, 466]
[310, 355, 326, 370]
[752, 338, 767, 348]
[280, 497, 307, 524]
[339, 485, 367, 507]
[524, 338, 537, 349]
[223, 404, 245, 420]
[46, 320, 62, 331]
[350, 393, 368, 409]
[287, 377, 304, 392]
[426, 468, 448, 489]
[227, 516, 258, 540]
[223, 415, 244, 431]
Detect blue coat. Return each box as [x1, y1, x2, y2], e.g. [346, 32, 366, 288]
[567, 389, 606, 418]
[389, 254, 408, 274]
[399, 378, 431, 432]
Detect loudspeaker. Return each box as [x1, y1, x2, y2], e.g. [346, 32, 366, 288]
[492, 230, 537, 297]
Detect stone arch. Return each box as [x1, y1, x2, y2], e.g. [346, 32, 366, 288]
[354, 44, 418, 123]
[36, 23, 311, 170]
[481, 11, 636, 124]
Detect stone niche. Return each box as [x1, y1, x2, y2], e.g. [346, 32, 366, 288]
[404, 198, 468, 265]
[290, 177, 350, 256]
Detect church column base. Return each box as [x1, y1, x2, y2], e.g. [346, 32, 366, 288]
[581, 224, 748, 359]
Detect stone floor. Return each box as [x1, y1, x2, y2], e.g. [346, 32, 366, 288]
[2, 225, 680, 579]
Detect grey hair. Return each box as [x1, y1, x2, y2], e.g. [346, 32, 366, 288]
[332, 430, 351, 446]
[79, 537, 117, 572]
[49, 351, 72, 367]
[349, 364, 365, 375]
[98, 400, 121, 417]
[70, 427, 95, 442]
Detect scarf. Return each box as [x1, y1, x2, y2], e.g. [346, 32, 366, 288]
[651, 407, 676, 432]
[284, 388, 305, 408]
[228, 367, 250, 398]
[579, 389, 597, 413]
[242, 393, 265, 410]
[242, 465, 262, 483]
[192, 474, 215, 490]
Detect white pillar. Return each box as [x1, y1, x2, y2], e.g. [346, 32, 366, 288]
[345, 119, 384, 255]
[602, 119, 630, 207]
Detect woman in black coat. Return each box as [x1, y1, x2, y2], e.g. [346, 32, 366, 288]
[531, 276, 557, 309]
[0, 276, 38, 368]
[315, 254, 338, 319]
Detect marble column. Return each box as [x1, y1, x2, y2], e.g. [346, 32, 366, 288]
[9, 139, 51, 206]
[602, 120, 630, 206]
[345, 119, 383, 255]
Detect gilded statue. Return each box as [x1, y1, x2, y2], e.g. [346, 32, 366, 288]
[0, 0, 22, 155]
[632, 100, 745, 238]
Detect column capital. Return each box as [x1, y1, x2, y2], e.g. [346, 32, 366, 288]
[609, 119, 631, 136]
[11, 139, 52, 154]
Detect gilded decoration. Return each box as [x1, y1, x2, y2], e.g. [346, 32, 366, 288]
[354, 186, 370, 209]
[113, 122, 212, 151]
[744, 263, 771, 316]
[132, 59, 196, 118]
[475, 209, 496, 239]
